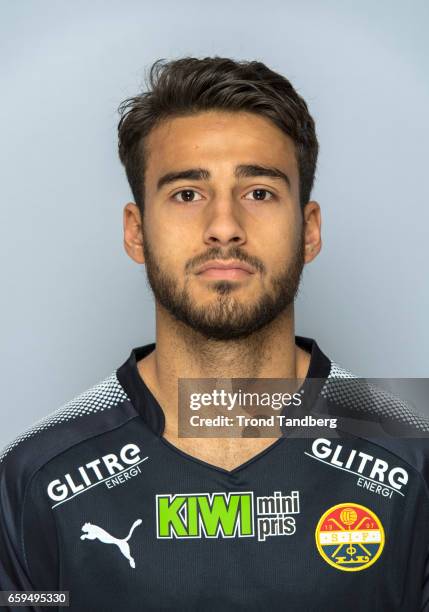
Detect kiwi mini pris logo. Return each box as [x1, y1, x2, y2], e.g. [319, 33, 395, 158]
[156, 490, 300, 542]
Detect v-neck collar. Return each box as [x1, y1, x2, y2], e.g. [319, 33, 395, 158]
[116, 335, 332, 449]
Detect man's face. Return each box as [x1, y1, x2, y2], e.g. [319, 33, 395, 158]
[127, 110, 314, 341]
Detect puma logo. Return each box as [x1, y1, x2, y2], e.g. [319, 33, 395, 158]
[80, 519, 142, 568]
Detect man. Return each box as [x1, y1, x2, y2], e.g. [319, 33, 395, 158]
[0, 56, 428, 611]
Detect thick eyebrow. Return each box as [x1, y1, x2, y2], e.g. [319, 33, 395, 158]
[235, 164, 291, 189]
[156, 164, 291, 191]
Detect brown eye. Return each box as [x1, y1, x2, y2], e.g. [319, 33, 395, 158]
[245, 189, 275, 201]
[172, 190, 203, 203]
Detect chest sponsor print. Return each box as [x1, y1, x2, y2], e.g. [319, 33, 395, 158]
[156, 490, 300, 542]
[305, 438, 408, 499]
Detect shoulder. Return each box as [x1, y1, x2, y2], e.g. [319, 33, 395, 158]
[322, 360, 429, 433]
[0, 370, 137, 589]
[0, 370, 134, 485]
[320, 360, 429, 485]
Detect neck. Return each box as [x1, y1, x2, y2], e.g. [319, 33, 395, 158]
[137, 303, 312, 417]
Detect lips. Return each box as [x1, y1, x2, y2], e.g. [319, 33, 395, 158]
[195, 260, 256, 274]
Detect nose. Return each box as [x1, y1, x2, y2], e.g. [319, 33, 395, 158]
[202, 196, 247, 248]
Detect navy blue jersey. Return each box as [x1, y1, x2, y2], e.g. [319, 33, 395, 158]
[1, 336, 429, 611]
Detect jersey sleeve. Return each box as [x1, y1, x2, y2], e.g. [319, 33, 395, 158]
[0, 455, 37, 611]
[422, 549, 429, 611]
[0, 448, 59, 612]
[0, 485, 35, 591]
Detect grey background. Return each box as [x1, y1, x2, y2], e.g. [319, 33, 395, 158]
[1, 0, 428, 448]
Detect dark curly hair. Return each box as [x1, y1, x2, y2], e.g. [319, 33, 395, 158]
[117, 56, 318, 214]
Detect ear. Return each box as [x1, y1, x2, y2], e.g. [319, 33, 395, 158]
[302, 200, 322, 264]
[123, 202, 145, 264]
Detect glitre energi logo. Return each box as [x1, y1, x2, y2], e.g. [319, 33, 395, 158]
[47, 443, 148, 507]
[305, 438, 408, 500]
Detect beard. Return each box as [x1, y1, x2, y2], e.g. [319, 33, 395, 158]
[142, 228, 305, 342]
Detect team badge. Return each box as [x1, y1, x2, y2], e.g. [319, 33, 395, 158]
[315, 502, 385, 571]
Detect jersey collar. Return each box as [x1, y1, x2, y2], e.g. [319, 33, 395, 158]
[116, 335, 332, 437]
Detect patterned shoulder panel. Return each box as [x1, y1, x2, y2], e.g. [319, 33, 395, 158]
[320, 361, 429, 433]
[0, 372, 130, 465]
